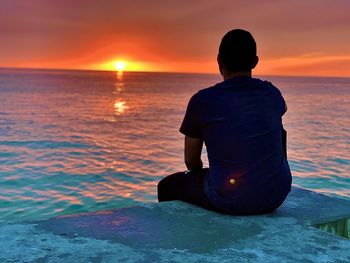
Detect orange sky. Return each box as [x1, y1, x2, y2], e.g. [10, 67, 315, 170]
[1, 0, 349, 77]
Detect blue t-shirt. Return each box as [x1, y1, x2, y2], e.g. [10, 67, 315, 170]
[180, 76, 292, 214]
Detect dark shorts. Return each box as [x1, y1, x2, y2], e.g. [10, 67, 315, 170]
[157, 168, 219, 212]
[157, 168, 289, 215]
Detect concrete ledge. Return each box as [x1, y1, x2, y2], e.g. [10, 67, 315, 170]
[1, 187, 350, 262]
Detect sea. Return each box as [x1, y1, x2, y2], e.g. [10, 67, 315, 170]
[0, 68, 349, 223]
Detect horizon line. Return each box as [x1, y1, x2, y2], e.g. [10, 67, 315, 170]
[0, 66, 349, 79]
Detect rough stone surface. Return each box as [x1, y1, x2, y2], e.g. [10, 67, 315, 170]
[1, 187, 350, 262]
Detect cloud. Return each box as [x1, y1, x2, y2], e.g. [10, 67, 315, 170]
[261, 54, 350, 77]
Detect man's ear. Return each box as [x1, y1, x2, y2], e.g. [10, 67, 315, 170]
[251, 56, 259, 69]
[217, 55, 224, 75]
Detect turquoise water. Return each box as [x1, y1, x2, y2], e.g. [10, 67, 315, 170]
[0, 69, 349, 222]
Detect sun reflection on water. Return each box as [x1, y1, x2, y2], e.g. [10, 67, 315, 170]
[112, 71, 129, 115]
[116, 71, 123, 81]
[114, 83, 124, 93]
[114, 71, 125, 93]
[114, 100, 129, 115]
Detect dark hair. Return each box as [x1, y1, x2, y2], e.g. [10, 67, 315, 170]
[218, 29, 257, 72]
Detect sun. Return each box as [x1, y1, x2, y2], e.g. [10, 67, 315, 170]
[113, 60, 127, 71]
[100, 58, 153, 72]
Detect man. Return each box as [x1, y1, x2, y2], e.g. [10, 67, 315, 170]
[157, 29, 292, 215]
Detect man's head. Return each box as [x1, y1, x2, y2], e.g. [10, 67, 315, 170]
[218, 29, 259, 75]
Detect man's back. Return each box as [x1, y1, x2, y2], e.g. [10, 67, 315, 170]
[180, 76, 292, 214]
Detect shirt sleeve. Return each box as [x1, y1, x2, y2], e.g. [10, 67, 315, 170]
[281, 94, 287, 116]
[179, 94, 203, 139]
[271, 83, 287, 116]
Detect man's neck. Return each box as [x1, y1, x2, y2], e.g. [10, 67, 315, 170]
[223, 71, 252, 81]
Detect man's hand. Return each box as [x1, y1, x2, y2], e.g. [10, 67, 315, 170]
[184, 135, 203, 171]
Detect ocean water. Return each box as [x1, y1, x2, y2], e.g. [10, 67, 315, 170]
[0, 68, 349, 223]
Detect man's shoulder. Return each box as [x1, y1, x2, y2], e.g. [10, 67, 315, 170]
[241, 77, 276, 90]
[190, 77, 282, 103]
[243, 77, 282, 94]
[194, 77, 274, 93]
[190, 85, 218, 102]
[196, 85, 217, 96]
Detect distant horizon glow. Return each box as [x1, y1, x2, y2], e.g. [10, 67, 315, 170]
[2, 52, 349, 78]
[2, 65, 350, 79]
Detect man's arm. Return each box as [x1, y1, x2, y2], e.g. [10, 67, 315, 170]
[282, 101, 288, 159]
[282, 127, 287, 159]
[184, 135, 203, 171]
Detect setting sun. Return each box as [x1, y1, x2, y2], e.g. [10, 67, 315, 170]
[113, 61, 127, 71]
[98, 58, 156, 72]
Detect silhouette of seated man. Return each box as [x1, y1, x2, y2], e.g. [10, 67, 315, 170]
[158, 29, 292, 215]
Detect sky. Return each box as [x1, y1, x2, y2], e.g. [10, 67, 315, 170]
[1, 0, 350, 76]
